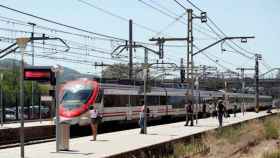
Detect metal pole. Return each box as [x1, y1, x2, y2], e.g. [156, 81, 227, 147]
[17, 38, 29, 158]
[0, 73, 3, 127]
[39, 96, 42, 123]
[224, 81, 229, 114]
[143, 48, 148, 134]
[255, 54, 260, 113]
[29, 23, 36, 120]
[241, 69, 245, 115]
[195, 75, 199, 124]
[129, 19, 133, 80]
[55, 71, 60, 152]
[186, 9, 194, 124]
[20, 47, 25, 158]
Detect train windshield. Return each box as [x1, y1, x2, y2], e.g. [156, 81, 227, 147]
[61, 83, 93, 110]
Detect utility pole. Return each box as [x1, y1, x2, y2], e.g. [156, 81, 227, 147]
[180, 58, 185, 83]
[194, 69, 199, 124]
[236, 67, 254, 115]
[28, 22, 36, 120]
[255, 54, 262, 113]
[143, 48, 148, 134]
[186, 9, 194, 102]
[129, 19, 133, 80]
[150, 9, 207, 126]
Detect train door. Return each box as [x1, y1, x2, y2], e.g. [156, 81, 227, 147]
[95, 90, 104, 114]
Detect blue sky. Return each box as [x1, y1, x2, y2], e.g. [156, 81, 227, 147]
[0, 0, 279, 77]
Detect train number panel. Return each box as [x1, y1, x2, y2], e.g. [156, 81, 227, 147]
[59, 79, 100, 121]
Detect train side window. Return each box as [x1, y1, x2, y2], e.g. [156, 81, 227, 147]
[104, 95, 129, 107]
[160, 96, 167, 105]
[167, 96, 185, 108]
[104, 95, 116, 107]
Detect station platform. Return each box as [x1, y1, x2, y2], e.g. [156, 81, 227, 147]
[0, 120, 54, 147]
[0, 110, 277, 158]
[0, 120, 53, 129]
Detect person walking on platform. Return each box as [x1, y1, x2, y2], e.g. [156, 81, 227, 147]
[139, 104, 145, 134]
[217, 100, 225, 128]
[185, 100, 194, 126]
[89, 105, 102, 141]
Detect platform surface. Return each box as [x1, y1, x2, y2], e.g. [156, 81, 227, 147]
[0, 111, 277, 158]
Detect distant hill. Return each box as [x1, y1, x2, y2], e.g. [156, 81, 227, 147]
[0, 58, 97, 81]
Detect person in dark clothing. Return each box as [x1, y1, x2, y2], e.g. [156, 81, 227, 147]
[202, 101, 207, 118]
[146, 107, 150, 126]
[217, 100, 225, 128]
[233, 104, 238, 117]
[185, 100, 194, 126]
[146, 107, 150, 118]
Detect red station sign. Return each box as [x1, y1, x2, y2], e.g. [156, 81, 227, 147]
[24, 66, 55, 85]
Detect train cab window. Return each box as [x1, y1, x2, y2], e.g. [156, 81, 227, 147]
[61, 89, 93, 110]
[62, 89, 92, 103]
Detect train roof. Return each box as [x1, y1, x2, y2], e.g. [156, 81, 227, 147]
[99, 83, 272, 99]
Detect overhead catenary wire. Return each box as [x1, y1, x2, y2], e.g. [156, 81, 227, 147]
[0, 4, 126, 41]
[137, 0, 218, 39]
[182, 0, 256, 58]
[193, 45, 237, 73]
[0, 36, 130, 63]
[0, 15, 123, 42]
[0, 23, 167, 64]
[77, 0, 159, 34]
[0, 3, 183, 74]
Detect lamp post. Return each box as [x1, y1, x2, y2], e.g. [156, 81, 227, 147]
[16, 37, 29, 158]
[51, 65, 64, 152]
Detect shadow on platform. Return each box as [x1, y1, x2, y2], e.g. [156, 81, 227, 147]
[51, 150, 94, 156]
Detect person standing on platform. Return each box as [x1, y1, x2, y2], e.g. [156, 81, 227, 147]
[89, 105, 101, 141]
[202, 101, 207, 118]
[185, 100, 194, 126]
[213, 99, 218, 118]
[139, 103, 145, 134]
[233, 103, 238, 117]
[209, 101, 214, 118]
[217, 100, 225, 128]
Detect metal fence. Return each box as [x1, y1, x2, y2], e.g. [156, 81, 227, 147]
[0, 92, 53, 123]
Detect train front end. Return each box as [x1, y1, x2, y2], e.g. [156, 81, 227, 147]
[59, 78, 100, 125]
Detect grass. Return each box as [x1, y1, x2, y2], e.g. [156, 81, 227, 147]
[217, 125, 243, 144]
[166, 140, 209, 158]
[263, 150, 280, 158]
[264, 118, 279, 140]
[164, 115, 280, 158]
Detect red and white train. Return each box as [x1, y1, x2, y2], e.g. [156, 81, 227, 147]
[59, 78, 273, 125]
